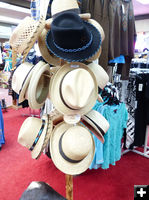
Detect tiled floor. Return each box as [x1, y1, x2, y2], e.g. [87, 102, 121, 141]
[0, 88, 12, 107]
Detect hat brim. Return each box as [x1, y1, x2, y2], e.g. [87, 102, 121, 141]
[18, 63, 35, 104]
[27, 61, 51, 109]
[49, 62, 98, 115]
[31, 115, 49, 159]
[46, 21, 102, 62]
[50, 122, 95, 175]
[38, 28, 61, 66]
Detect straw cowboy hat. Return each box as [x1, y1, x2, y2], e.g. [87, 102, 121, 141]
[9, 16, 45, 66]
[49, 62, 98, 115]
[81, 110, 110, 143]
[18, 114, 52, 159]
[50, 122, 95, 175]
[51, 0, 91, 19]
[46, 11, 102, 62]
[26, 61, 51, 110]
[87, 62, 109, 90]
[12, 62, 35, 103]
[38, 27, 61, 66]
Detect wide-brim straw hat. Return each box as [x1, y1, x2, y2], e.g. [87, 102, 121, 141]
[18, 114, 52, 159]
[49, 62, 98, 115]
[81, 110, 110, 143]
[50, 122, 95, 175]
[51, 0, 91, 19]
[87, 62, 109, 90]
[38, 27, 61, 66]
[26, 61, 51, 110]
[9, 16, 45, 66]
[12, 62, 35, 103]
[46, 12, 102, 62]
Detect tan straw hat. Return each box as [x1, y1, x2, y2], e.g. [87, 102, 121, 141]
[18, 114, 52, 159]
[12, 62, 35, 103]
[49, 62, 98, 115]
[9, 16, 45, 65]
[81, 110, 110, 143]
[50, 122, 95, 175]
[51, 0, 91, 19]
[26, 61, 51, 110]
[38, 28, 61, 66]
[87, 19, 105, 42]
[87, 62, 109, 90]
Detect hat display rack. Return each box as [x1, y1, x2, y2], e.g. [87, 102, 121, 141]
[9, 1, 110, 200]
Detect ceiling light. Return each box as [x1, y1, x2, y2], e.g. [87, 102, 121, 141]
[136, 0, 149, 4]
[0, 2, 30, 14]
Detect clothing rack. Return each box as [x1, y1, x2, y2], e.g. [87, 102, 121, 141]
[122, 68, 149, 159]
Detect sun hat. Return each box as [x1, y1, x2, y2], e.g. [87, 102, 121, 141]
[9, 16, 45, 65]
[12, 62, 35, 103]
[18, 114, 52, 159]
[51, 0, 91, 19]
[87, 62, 109, 90]
[49, 62, 98, 115]
[87, 19, 105, 42]
[46, 12, 102, 62]
[81, 110, 110, 143]
[38, 28, 61, 66]
[26, 61, 51, 110]
[50, 122, 95, 175]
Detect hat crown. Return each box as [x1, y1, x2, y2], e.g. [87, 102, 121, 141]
[51, 12, 91, 50]
[61, 68, 94, 109]
[62, 126, 92, 161]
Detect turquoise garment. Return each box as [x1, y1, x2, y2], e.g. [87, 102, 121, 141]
[92, 101, 128, 170]
[0, 104, 5, 146]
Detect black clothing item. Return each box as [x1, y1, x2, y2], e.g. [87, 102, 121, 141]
[133, 74, 149, 147]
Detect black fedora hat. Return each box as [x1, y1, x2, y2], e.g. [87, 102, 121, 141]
[45, 11, 102, 62]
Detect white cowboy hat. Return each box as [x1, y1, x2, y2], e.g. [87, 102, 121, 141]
[50, 122, 95, 175]
[18, 114, 52, 159]
[26, 61, 51, 110]
[81, 110, 110, 143]
[12, 62, 34, 103]
[49, 62, 98, 115]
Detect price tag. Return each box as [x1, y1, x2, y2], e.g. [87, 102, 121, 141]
[138, 84, 143, 91]
[70, 65, 79, 68]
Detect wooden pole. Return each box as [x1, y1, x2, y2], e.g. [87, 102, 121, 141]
[65, 174, 73, 200]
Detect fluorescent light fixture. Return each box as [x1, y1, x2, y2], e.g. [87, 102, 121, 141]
[136, 0, 149, 4]
[0, 2, 30, 14]
[0, 15, 21, 24]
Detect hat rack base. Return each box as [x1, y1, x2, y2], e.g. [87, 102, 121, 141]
[65, 174, 73, 200]
[122, 125, 149, 159]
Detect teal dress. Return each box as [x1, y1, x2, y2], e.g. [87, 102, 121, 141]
[0, 104, 5, 147]
[90, 101, 128, 169]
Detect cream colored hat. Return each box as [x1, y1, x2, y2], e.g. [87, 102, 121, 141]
[50, 122, 95, 175]
[26, 61, 51, 110]
[87, 19, 105, 42]
[9, 16, 45, 66]
[38, 28, 61, 66]
[49, 62, 98, 115]
[81, 110, 110, 143]
[18, 114, 52, 159]
[51, 0, 91, 19]
[87, 62, 109, 90]
[12, 62, 34, 103]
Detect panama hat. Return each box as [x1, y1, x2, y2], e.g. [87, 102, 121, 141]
[50, 122, 95, 175]
[49, 62, 98, 115]
[81, 110, 110, 143]
[18, 114, 52, 159]
[9, 16, 45, 64]
[51, 0, 91, 19]
[46, 12, 102, 62]
[87, 62, 109, 90]
[12, 62, 35, 103]
[26, 61, 51, 110]
[38, 28, 61, 66]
